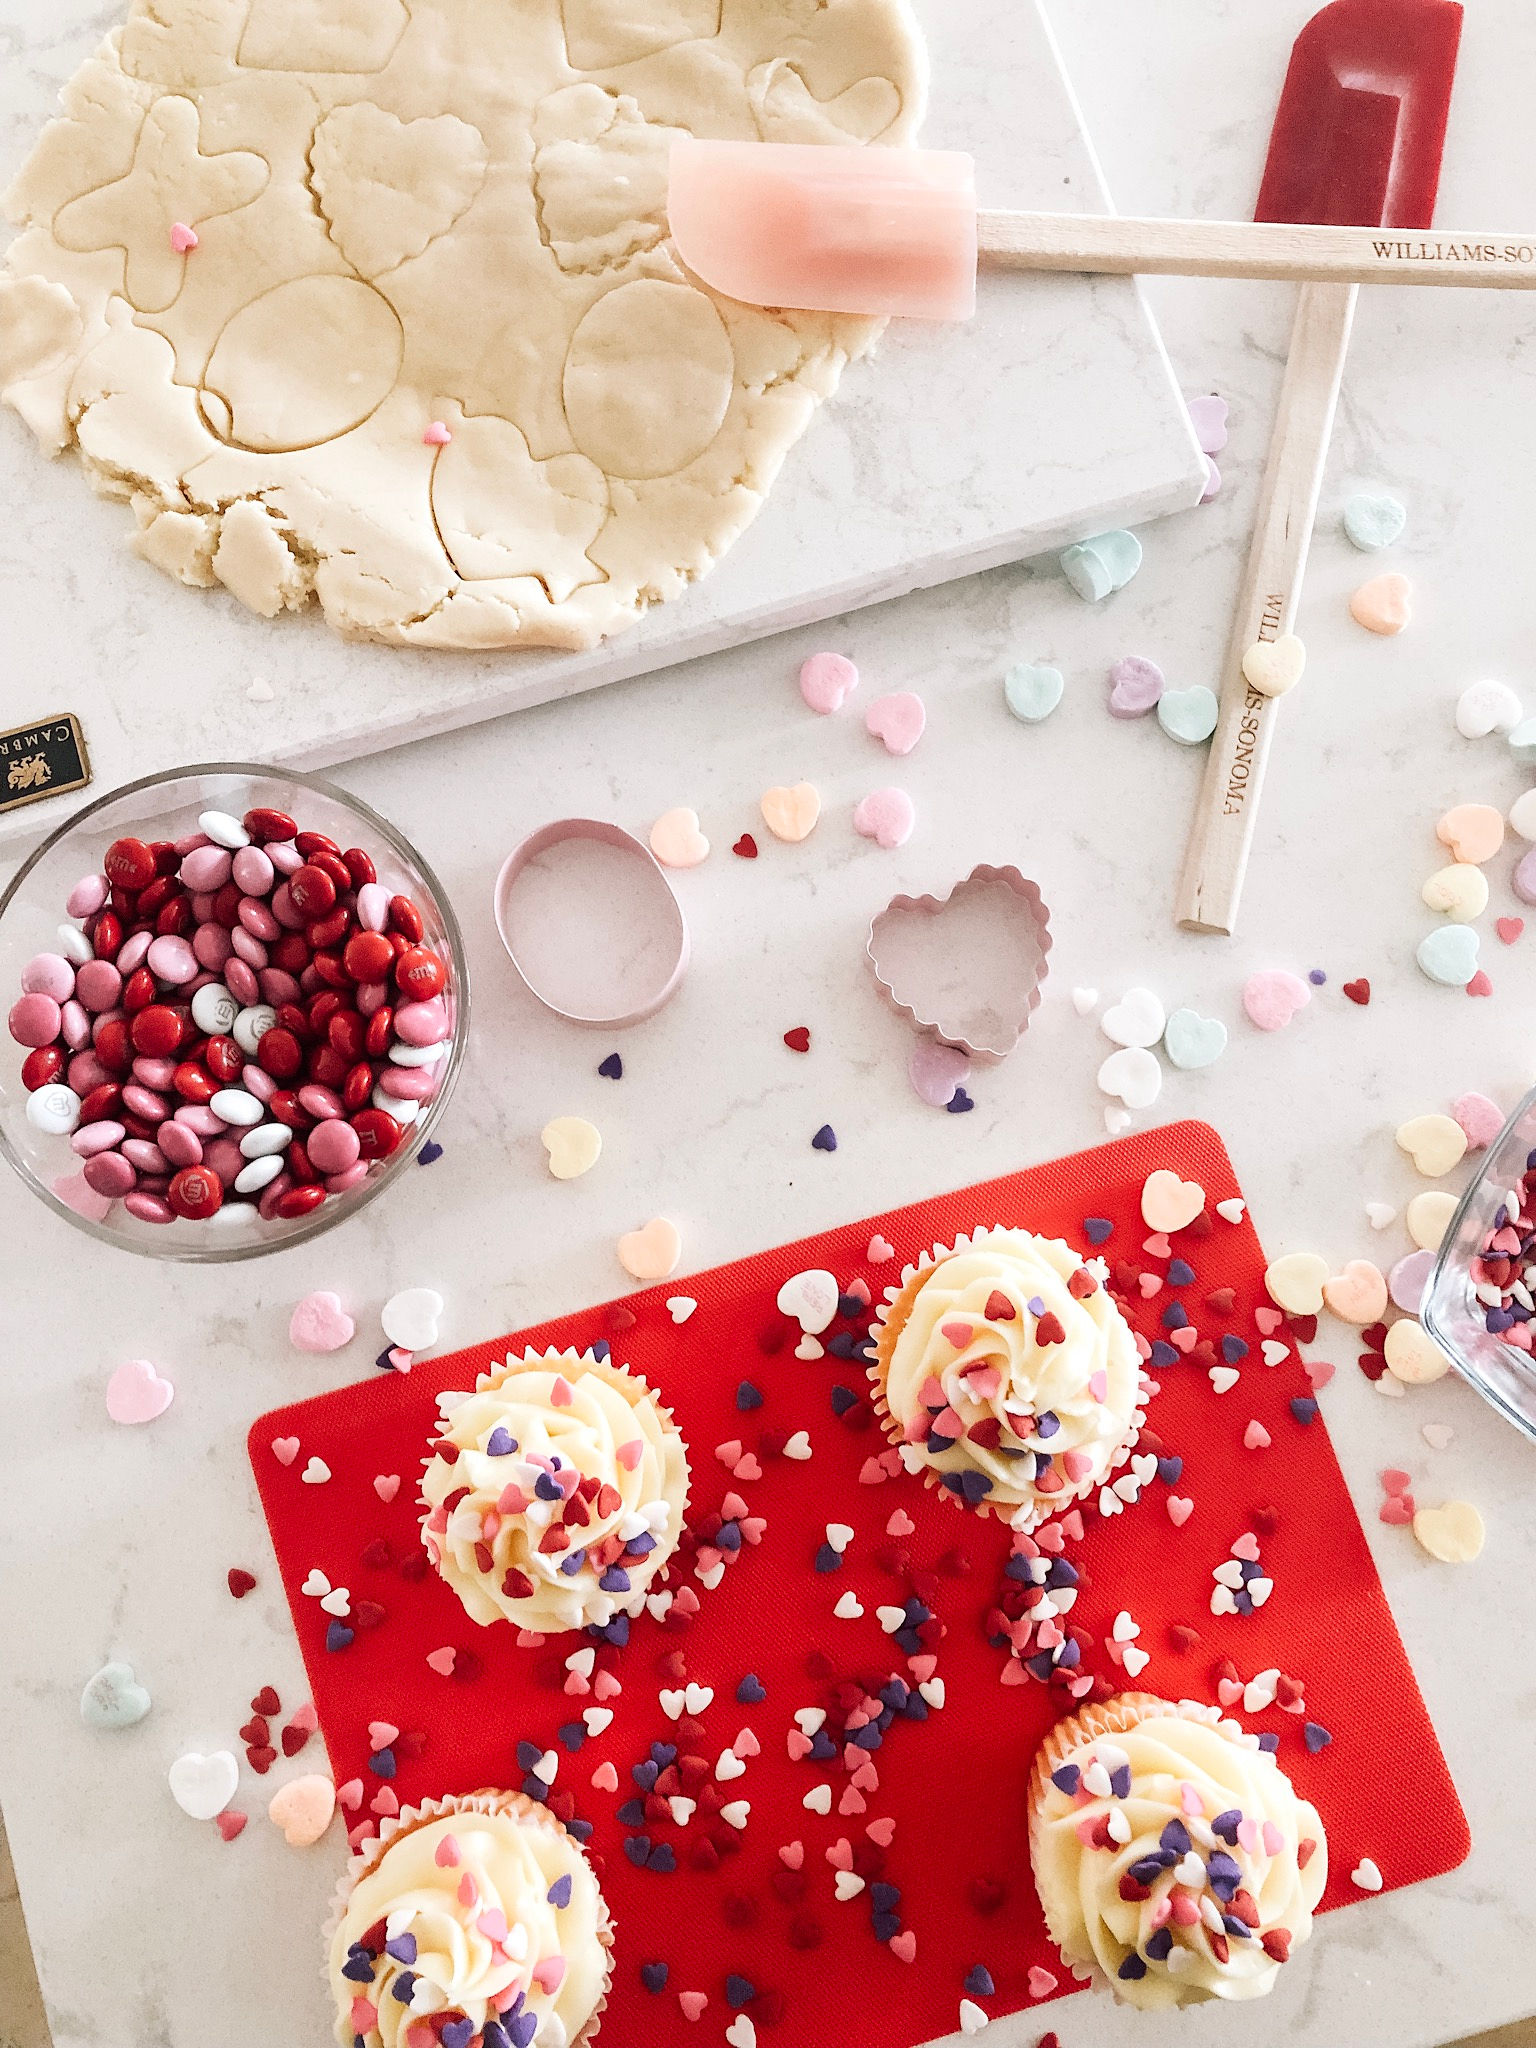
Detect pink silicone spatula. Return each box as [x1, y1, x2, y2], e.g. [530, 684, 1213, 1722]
[1175, 0, 1464, 934]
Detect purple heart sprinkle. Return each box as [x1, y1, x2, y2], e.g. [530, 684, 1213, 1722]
[811, 1124, 837, 1152]
[598, 1052, 623, 1079]
[416, 1139, 443, 1165]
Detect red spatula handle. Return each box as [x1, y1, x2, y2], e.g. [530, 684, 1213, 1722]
[1174, 285, 1356, 935]
[978, 212, 1536, 287]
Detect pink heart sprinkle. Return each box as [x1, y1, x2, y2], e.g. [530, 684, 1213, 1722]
[907, 1654, 938, 1681]
[867, 1235, 895, 1264]
[422, 421, 453, 446]
[1138, 1273, 1162, 1299]
[478, 1909, 510, 1943]
[591, 1761, 619, 1791]
[1237, 1818, 1262, 1853]
[550, 1375, 574, 1407]
[434, 1834, 461, 1868]
[1231, 1531, 1262, 1562]
[336, 1779, 363, 1812]
[866, 1816, 897, 1846]
[1059, 1510, 1085, 1541]
[1027, 1967, 1058, 1999]
[1088, 1370, 1107, 1402]
[1497, 917, 1525, 945]
[864, 691, 927, 756]
[1303, 1360, 1336, 1391]
[1254, 1307, 1283, 1336]
[215, 1809, 247, 1841]
[105, 1357, 174, 1426]
[799, 651, 859, 715]
[678, 1991, 708, 2022]
[426, 1647, 456, 1676]
[720, 1490, 750, 1519]
[888, 1931, 917, 1963]
[733, 1455, 763, 1482]
[617, 1439, 643, 1470]
[786, 1730, 813, 1760]
[1179, 1781, 1203, 1814]
[826, 1838, 854, 1870]
[169, 221, 198, 253]
[1380, 1496, 1414, 1525]
[778, 1840, 805, 1869]
[839, 1786, 867, 1815]
[1381, 1467, 1412, 1494]
[368, 1721, 400, 1750]
[1166, 1495, 1193, 1527]
[1467, 970, 1493, 997]
[457, 1872, 478, 1907]
[1169, 1326, 1197, 1353]
[387, 1347, 413, 1372]
[852, 786, 916, 850]
[271, 1436, 300, 1465]
[843, 1276, 872, 1306]
[1243, 1420, 1271, 1450]
[1061, 1449, 1093, 1481]
[370, 1787, 399, 1817]
[1217, 1678, 1243, 1705]
[288, 1700, 318, 1734]
[734, 1728, 761, 1757]
[1000, 1658, 1027, 1687]
[886, 1510, 916, 1537]
[940, 1319, 975, 1349]
[373, 1474, 400, 1503]
[673, 1587, 701, 1616]
[1143, 1233, 1172, 1260]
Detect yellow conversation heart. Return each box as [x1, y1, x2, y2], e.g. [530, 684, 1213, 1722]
[1240, 634, 1306, 699]
[541, 1116, 602, 1181]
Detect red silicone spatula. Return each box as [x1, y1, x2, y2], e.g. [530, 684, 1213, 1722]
[1176, 0, 1463, 935]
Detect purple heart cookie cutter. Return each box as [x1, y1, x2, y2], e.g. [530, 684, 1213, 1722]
[866, 864, 1052, 1060]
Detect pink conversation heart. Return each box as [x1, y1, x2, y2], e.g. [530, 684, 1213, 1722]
[799, 651, 858, 714]
[289, 1290, 356, 1353]
[1187, 395, 1229, 455]
[1108, 656, 1165, 719]
[1200, 456, 1222, 503]
[1242, 969, 1310, 1031]
[853, 787, 915, 849]
[907, 1040, 970, 1107]
[106, 1357, 174, 1425]
[1452, 1091, 1505, 1149]
[864, 692, 926, 756]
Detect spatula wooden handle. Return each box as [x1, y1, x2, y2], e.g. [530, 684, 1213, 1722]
[978, 211, 1536, 287]
[1174, 284, 1356, 935]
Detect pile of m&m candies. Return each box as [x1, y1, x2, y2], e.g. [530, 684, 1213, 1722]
[8, 805, 453, 1228]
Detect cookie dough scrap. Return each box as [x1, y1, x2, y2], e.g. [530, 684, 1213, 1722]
[0, 0, 925, 648]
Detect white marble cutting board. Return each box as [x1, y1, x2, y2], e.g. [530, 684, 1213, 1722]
[0, 0, 1205, 845]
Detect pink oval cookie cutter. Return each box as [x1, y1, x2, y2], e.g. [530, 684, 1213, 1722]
[493, 820, 690, 1027]
[866, 864, 1052, 1059]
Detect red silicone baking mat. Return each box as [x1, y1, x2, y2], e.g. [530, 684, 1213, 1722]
[251, 1121, 1468, 2047]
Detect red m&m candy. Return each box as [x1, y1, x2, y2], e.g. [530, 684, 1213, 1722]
[103, 837, 157, 891]
[168, 1164, 223, 1219]
[395, 946, 446, 1001]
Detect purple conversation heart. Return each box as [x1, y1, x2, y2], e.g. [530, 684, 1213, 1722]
[1514, 847, 1536, 906]
[908, 1039, 970, 1107]
[1389, 1249, 1435, 1315]
[1187, 395, 1229, 455]
[1108, 656, 1165, 720]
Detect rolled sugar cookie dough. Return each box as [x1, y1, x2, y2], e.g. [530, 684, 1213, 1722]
[0, 0, 924, 648]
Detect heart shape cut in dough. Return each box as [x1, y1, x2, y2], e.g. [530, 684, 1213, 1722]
[309, 107, 489, 279]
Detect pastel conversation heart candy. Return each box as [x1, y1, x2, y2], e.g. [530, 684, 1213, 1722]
[1157, 685, 1219, 746]
[1421, 864, 1488, 920]
[1343, 491, 1406, 552]
[1515, 849, 1536, 906]
[649, 807, 709, 869]
[1456, 678, 1523, 739]
[1322, 1260, 1387, 1325]
[799, 652, 858, 714]
[1406, 1190, 1457, 1252]
[1388, 1250, 1435, 1315]
[381, 1287, 443, 1351]
[760, 783, 821, 843]
[1060, 528, 1142, 602]
[541, 1116, 602, 1181]
[1141, 1169, 1206, 1233]
[81, 1659, 152, 1730]
[1187, 395, 1228, 455]
[168, 1750, 239, 1821]
[852, 788, 915, 849]
[1349, 573, 1412, 635]
[1412, 1498, 1483, 1561]
[865, 692, 926, 755]
[1395, 1113, 1467, 1178]
[618, 1216, 681, 1281]
[1416, 924, 1479, 987]
[268, 1773, 336, 1847]
[1242, 970, 1309, 1032]
[1107, 655, 1164, 720]
[1436, 803, 1504, 866]
[1452, 1091, 1504, 1149]
[1003, 663, 1064, 724]
[1097, 1046, 1161, 1110]
[289, 1291, 355, 1354]
[1509, 790, 1536, 841]
[777, 1267, 839, 1333]
[1509, 719, 1536, 769]
[1101, 987, 1165, 1049]
[105, 1357, 174, 1425]
[1265, 1252, 1329, 1315]
[1241, 635, 1306, 699]
[1162, 1007, 1227, 1070]
[908, 1041, 969, 1108]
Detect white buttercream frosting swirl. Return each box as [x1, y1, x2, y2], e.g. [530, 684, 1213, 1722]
[1029, 1696, 1328, 2010]
[328, 1799, 608, 2048]
[420, 1348, 689, 1635]
[872, 1229, 1146, 1524]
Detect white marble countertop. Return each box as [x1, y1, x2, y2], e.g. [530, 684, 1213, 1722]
[5, 3, 1536, 2045]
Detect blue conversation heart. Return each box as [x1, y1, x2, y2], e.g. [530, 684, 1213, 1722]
[1157, 685, 1219, 746]
[1508, 716, 1536, 768]
[80, 1659, 152, 1730]
[1060, 528, 1142, 602]
[1162, 1007, 1228, 1070]
[1003, 662, 1065, 724]
[1343, 491, 1406, 552]
[1416, 924, 1479, 987]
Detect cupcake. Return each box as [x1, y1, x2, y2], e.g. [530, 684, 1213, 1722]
[868, 1228, 1148, 1525]
[327, 1790, 611, 2048]
[1027, 1693, 1328, 2009]
[421, 1348, 689, 1638]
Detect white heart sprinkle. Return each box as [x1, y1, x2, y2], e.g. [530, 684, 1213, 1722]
[959, 1998, 990, 2035]
[1071, 988, 1100, 1016]
[582, 1708, 613, 1736]
[1366, 1201, 1398, 1231]
[782, 1431, 813, 1460]
[666, 1296, 697, 1324]
[1121, 1644, 1150, 1678]
[1208, 1366, 1240, 1394]
[530, 1748, 558, 1785]
[301, 1456, 331, 1484]
[1243, 1669, 1278, 1712]
[566, 1648, 596, 1676]
[697, 1561, 725, 1590]
[803, 1784, 832, 1813]
[794, 1336, 825, 1361]
[875, 1604, 906, 1632]
[726, 2015, 757, 2048]
[1210, 1585, 1238, 1615]
[659, 1688, 685, 1720]
[918, 1678, 945, 1709]
[1351, 1858, 1383, 1892]
[825, 1523, 855, 1552]
[1103, 1105, 1133, 1135]
[247, 675, 275, 703]
[715, 1749, 746, 1781]
[319, 1587, 351, 1617]
[1422, 1422, 1455, 1450]
[1098, 1485, 1124, 1517]
[1215, 1198, 1245, 1224]
[684, 1683, 713, 1713]
[793, 1708, 826, 1736]
[1111, 1610, 1139, 1643]
[834, 1870, 866, 1901]
[301, 1569, 330, 1598]
[1261, 1340, 1289, 1367]
[719, 1799, 750, 1829]
[1248, 1577, 1273, 1607]
[833, 1591, 864, 1619]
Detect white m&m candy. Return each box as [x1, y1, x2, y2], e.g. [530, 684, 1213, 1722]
[26, 1083, 81, 1135]
[191, 983, 239, 1036]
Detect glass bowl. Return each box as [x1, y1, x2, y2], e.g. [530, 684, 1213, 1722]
[0, 763, 468, 1262]
[1423, 1081, 1536, 1441]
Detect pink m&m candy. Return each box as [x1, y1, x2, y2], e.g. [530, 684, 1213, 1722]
[9, 992, 62, 1047]
[307, 1119, 361, 1175]
[21, 954, 74, 1002]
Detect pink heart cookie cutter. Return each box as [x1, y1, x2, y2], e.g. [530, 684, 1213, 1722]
[866, 864, 1052, 1059]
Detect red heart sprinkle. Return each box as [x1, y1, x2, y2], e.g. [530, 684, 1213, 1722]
[281, 1723, 312, 1758]
[1343, 978, 1371, 1005]
[215, 1811, 247, 1842]
[250, 1686, 280, 1717]
[1358, 1353, 1387, 1381]
[1497, 917, 1524, 945]
[1250, 1505, 1281, 1536]
[245, 1744, 276, 1773]
[1467, 970, 1493, 997]
[732, 834, 759, 859]
[606, 1305, 637, 1333]
[226, 1567, 257, 1599]
[783, 1027, 811, 1053]
[1168, 1623, 1200, 1653]
[353, 1600, 388, 1628]
[237, 1717, 269, 1745]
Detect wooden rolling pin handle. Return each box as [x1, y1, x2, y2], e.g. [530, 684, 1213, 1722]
[977, 211, 1536, 288]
